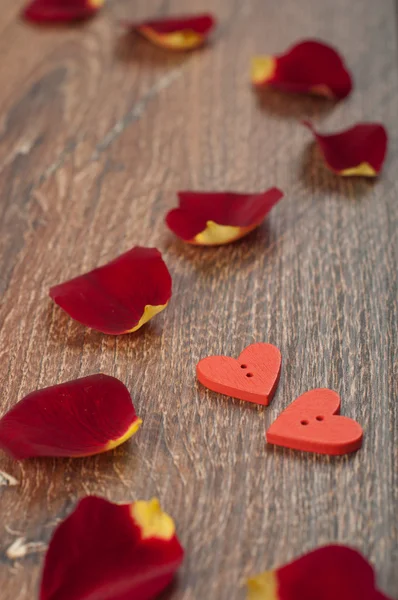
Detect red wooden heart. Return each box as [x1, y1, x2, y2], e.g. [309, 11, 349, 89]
[266, 388, 363, 455]
[196, 343, 281, 405]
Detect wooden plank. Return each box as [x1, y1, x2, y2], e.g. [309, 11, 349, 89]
[0, 0, 397, 598]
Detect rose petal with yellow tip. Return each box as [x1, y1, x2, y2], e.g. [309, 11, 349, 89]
[303, 120, 388, 177]
[0, 374, 141, 459]
[131, 498, 176, 540]
[50, 247, 172, 335]
[23, 0, 104, 22]
[166, 188, 284, 246]
[251, 57, 277, 86]
[40, 496, 184, 600]
[247, 571, 278, 600]
[247, 545, 392, 600]
[123, 13, 215, 50]
[252, 40, 352, 99]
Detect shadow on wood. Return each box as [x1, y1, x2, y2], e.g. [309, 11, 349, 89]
[254, 87, 336, 121]
[114, 32, 195, 69]
[298, 142, 377, 199]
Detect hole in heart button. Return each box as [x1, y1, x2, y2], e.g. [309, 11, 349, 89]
[300, 420, 309, 426]
[240, 364, 247, 369]
[246, 373, 254, 378]
[316, 415, 324, 421]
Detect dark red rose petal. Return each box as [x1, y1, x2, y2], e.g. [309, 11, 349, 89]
[252, 40, 353, 100]
[49, 247, 172, 335]
[303, 120, 388, 176]
[247, 545, 392, 600]
[0, 374, 141, 459]
[40, 496, 184, 600]
[166, 188, 284, 245]
[123, 13, 215, 50]
[23, 0, 103, 22]
[131, 14, 214, 35]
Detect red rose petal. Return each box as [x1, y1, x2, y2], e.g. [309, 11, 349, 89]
[247, 545, 392, 600]
[0, 374, 141, 459]
[23, 0, 103, 22]
[123, 13, 216, 50]
[252, 40, 353, 100]
[40, 496, 184, 600]
[303, 120, 388, 177]
[49, 247, 172, 335]
[166, 188, 284, 245]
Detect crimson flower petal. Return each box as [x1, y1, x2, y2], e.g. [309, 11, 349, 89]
[303, 120, 388, 177]
[40, 496, 184, 600]
[123, 13, 215, 50]
[50, 247, 172, 335]
[0, 374, 141, 459]
[247, 545, 392, 600]
[166, 188, 284, 246]
[23, 0, 103, 22]
[252, 40, 353, 99]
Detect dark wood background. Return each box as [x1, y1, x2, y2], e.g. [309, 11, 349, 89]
[0, 0, 397, 598]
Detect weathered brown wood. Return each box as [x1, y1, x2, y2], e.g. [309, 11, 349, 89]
[0, 0, 397, 598]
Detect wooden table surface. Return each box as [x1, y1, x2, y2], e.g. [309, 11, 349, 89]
[0, 1, 397, 598]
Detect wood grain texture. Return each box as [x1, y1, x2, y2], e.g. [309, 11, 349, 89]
[0, 0, 397, 598]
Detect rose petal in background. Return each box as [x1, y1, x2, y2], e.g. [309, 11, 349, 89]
[0, 374, 141, 459]
[50, 247, 172, 335]
[252, 40, 353, 99]
[40, 496, 184, 600]
[123, 13, 215, 50]
[247, 545, 392, 600]
[166, 188, 284, 246]
[23, 0, 104, 22]
[303, 120, 388, 177]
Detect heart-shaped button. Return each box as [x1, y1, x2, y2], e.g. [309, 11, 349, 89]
[196, 343, 281, 405]
[266, 388, 363, 455]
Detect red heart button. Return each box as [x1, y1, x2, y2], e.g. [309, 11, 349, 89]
[266, 388, 363, 455]
[196, 343, 281, 405]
